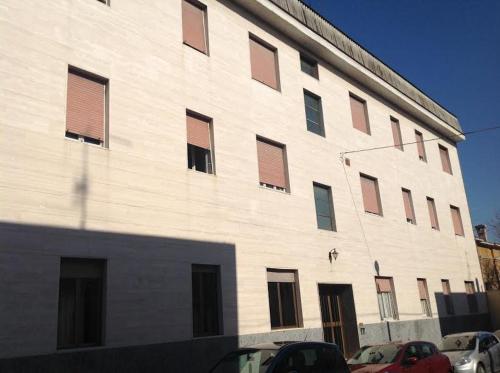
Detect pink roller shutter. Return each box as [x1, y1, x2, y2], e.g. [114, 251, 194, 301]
[375, 277, 392, 293]
[427, 198, 439, 230]
[257, 139, 286, 189]
[391, 118, 403, 150]
[186, 114, 210, 149]
[439, 145, 453, 174]
[402, 189, 414, 222]
[360, 175, 381, 214]
[417, 279, 428, 299]
[350, 95, 369, 134]
[249, 37, 279, 90]
[182, 0, 207, 53]
[415, 131, 426, 161]
[66, 71, 105, 140]
[450, 206, 464, 236]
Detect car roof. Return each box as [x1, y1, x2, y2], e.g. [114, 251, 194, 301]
[444, 331, 489, 338]
[248, 341, 338, 351]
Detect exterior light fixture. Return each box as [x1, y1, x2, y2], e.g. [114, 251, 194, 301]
[328, 248, 339, 263]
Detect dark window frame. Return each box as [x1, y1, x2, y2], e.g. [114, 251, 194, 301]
[401, 188, 416, 225]
[441, 279, 455, 315]
[313, 182, 336, 231]
[186, 110, 215, 175]
[267, 269, 303, 330]
[182, 0, 210, 55]
[192, 264, 223, 338]
[300, 53, 319, 79]
[349, 92, 371, 135]
[303, 89, 325, 137]
[415, 130, 427, 162]
[360, 173, 383, 216]
[249, 33, 281, 91]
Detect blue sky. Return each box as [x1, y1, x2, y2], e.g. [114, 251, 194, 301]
[302, 0, 500, 239]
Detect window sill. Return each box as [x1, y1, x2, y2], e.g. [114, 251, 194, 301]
[365, 211, 383, 217]
[56, 344, 104, 354]
[251, 77, 281, 92]
[187, 168, 215, 176]
[64, 136, 107, 150]
[183, 42, 209, 56]
[192, 333, 224, 340]
[259, 184, 289, 194]
[270, 325, 303, 331]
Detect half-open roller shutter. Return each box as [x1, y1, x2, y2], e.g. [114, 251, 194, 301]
[187, 114, 210, 149]
[375, 277, 392, 293]
[402, 190, 413, 221]
[66, 71, 105, 140]
[267, 270, 295, 283]
[417, 279, 428, 299]
[257, 139, 286, 189]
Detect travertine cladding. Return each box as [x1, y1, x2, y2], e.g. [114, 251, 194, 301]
[0, 0, 484, 359]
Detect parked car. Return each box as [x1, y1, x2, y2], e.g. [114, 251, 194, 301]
[209, 341, 349, 373]
[347, 341, 451, 373]
[439, 332, 500, 373]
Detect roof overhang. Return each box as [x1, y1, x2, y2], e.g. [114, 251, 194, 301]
[231, 0, 464, 142]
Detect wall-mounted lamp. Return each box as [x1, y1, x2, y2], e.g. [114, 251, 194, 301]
[328, 248, 339, 263]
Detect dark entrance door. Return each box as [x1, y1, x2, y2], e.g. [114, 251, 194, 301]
[318, 284, 360, 358]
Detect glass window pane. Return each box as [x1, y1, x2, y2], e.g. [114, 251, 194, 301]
[268, 282, 281, 328]
[279, 283, 297, 327]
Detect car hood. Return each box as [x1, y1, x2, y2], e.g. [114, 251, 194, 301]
[349, 363, 393, 373]
[442, 351, 473, 365]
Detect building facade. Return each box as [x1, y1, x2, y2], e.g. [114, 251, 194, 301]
[0, 0, 489, 372]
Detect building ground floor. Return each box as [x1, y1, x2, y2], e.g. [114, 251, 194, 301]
[0, 222, 491, 373]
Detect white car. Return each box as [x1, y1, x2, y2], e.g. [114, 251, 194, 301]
[439, 332, 500, 373]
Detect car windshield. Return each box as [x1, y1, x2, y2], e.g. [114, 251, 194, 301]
[211, 349, 277, 373]
[348, 345, 401, 365]
[439, 336, 477, 352]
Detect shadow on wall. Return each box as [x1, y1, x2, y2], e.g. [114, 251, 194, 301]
[0, 221, 238, 373]
[434, 291, 491, 337]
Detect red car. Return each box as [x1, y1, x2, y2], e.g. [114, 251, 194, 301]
[348, 342, 452, 373]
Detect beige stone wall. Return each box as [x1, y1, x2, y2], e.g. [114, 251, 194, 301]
[0, 0, 484, 348]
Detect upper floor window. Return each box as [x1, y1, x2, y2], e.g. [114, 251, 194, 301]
[66, 67, 107, 146]
[450, 205, 464, 236]
[426, 197, 439, 230]
[360, 174, 382, 215]
[300, 54, 318, 79]
[375, 276, 398, 320]
[415, 130, 427, 162]
[256, 137, 288, 192]
[267, 269, 302, 329]
[390, 117, 403, 151]
[417, 278, 431, 317]
[304, 90, 325, 136]
[182, 0, 209, 54]
[439, 145, 453, 174]
[249, 35, 280, 90]
[402, 188, 416, 224]
[57, 258, 105, 349]
[313, 183, 336, 231]
[186, 111, 214, 174]
[441, 279, 454, 315]
[192, 264, 221, 337]
[349, 94, 370, 135]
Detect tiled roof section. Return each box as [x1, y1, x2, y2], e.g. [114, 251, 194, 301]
[268, 0, 462, 132]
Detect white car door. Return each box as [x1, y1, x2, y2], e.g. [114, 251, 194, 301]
[489, 335, 500, 373]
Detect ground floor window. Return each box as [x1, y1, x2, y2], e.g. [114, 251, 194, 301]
[375, 277, 398, 320]
[267, 269, 302, 329]
[57, 258, 105, 349]
[417, 278, 432, 317]
[465, 281, 478, 313]
[192, 264, 222, 337]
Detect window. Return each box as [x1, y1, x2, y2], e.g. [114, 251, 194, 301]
[465, 281, 478, 313]
[304, 90, 325, 136]
[66, 68, 107, 146]
[420, 343, 436, 358]
[390, 117, 403, 151]
[267, 269, 302, 329]
[439, 145, 453, 174]
[415, 130, 427, 161]
[57, 258, 105, 349]
[349, 94, 370, 134]
[375, 277, 398, 320]
[441, 279, 454, 315]
[360, 174, 382, 215]
[402, 188, 416, 224]
[192, 264, 221, 337]
[300, 54, 318, 79]
[450, 205, 464, 236]
[186, 112, 214, 174]
[313, 183, 336, 231]
[256, 137, 288, 192]
[182, 0, 208, 54]
[249, 35, 279, 90]
[427, 197, 439, 230]
[417, 278, 432, 317]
